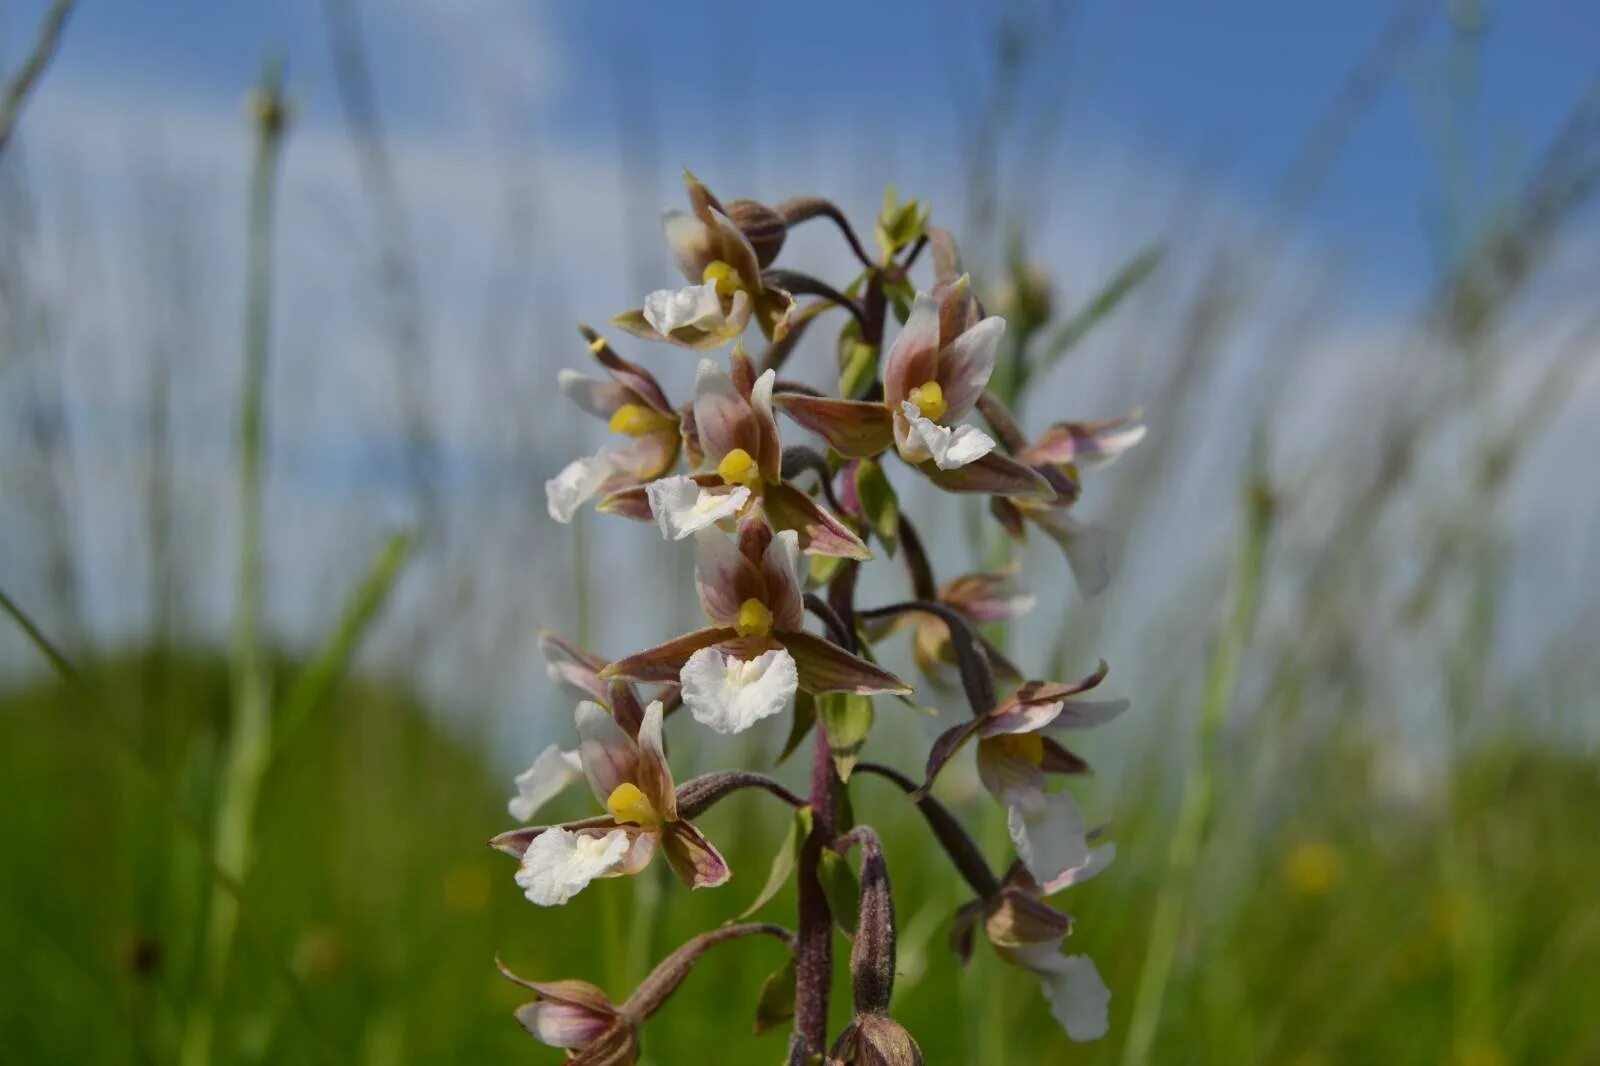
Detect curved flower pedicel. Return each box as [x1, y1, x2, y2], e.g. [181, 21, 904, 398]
[614, 171, 792, 349]
[922, 663, 1127, 884]
[774, 277, 1051, 498]
[603, 506, 909, 734]
[492, 701, 729, 906]
[874, 567, 1033, 686]
[951, 847, 1116, 1042]
[630, 350, 869, 558]
[545, 327, 686, 523]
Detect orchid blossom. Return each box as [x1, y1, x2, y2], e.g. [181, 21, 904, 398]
[991, 410, 1148, 595]
[774, 277, 1054, 497]
[923, 663, 1126, 883]
[614, 171, 792, 349]
[618, 349, 869, 559]
[546, 327, 686, 523]
[603, 505, 909, 734]
[952, 847, 1116, 1042]
[492, 700, 728, 905]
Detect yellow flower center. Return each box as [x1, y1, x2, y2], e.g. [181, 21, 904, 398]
[605, 782, 662, 828]
[907, 380, 947, 422]
[735, 598, 773, 638]
[608, 402, 674, 436]
[702, 259, 743, 298]
[717, 447, 761, 486]
[993, 732, 1044, 765]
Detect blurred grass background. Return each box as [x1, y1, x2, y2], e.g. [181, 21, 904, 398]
[3, 1, 1599, 1063]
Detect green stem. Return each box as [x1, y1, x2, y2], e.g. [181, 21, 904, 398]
[1121, 475, 1273, 1065]
[180, 63, 288, 1066]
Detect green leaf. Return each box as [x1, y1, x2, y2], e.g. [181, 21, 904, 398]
[838, 340, 878, 400]
[807, 553, 847, 588]
[818, 694, 873, 781]
[1034, 245, 1162, 374]
[753, 958, 797, 1034]
[778, 691, 818, 765]
[852, 459, 899, 556]
[818, 849, 859, 937]
[736, 806, 812, 921]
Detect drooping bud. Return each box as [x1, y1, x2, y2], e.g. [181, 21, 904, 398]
[726, 199, 788, 268]
[837, 827, 895, 1016]
[496, 959, 639, 1063]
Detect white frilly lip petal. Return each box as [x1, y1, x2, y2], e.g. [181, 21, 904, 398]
[546, 452, 618, 523]
[679, 646, 798, 735]
[642, 280, 726, 336]
[900, 403, 996, 470]
[514, 826, 632, 906]
[508, 744, 585, 822]
[1039, 954, 1111, 1042]
[1006, 788, 1090, 884]
[646, 476, 751, 540]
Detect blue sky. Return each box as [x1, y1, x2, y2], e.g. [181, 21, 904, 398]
[24, 0, 1600, 304]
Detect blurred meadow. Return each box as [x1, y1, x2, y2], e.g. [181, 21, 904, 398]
[3, 1, 1600, 1063]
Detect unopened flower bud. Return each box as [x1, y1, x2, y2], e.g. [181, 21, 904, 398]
[826, 1013, 924, 1065]
[726, 199, 788, 268]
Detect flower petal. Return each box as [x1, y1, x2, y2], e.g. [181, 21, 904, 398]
[642, 281, 725, 338]
[938, 315, 1005, 419]
[645, 476, 751, 540]
[579, 325, 675, 414]
[749, 368, 784, 482]
[603, 627, 734, 684]
[1026, 506, 1111, 595]
[1006, 789, 1090, 885]
[538, 630, 610, 704]
[558, 369, 630, 418]
[921, 451, 1056, 498]
[1022, 412, 1147, 468]
[977, 738, 1048, 804]
[760, 528, 806, 632]
[514, 826, 632, 906]
[514, 1001, 618, 1050]
[765, 480, 872, 561]
[575, 701, 639, 804]
[772, 393, 895, 458]
[546, 452, 618, 523]
[679, 646, 798, 734]
[1039, 954, 1111, 1042]
[1038, 843, 1116, 895]
[661, 821, 732, 890]
[509, 744, 585, 822]
[691, 357, 759, 466]
[634, 700, 676, 821]
[694, 528, 765, 627]
[901, 405, 995, 470]
[780, 630, 912, 696]
[883, 290, 942, 407]
[663, 207, 715, 281]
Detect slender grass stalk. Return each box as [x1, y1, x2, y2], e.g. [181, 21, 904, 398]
[0, 0, 76, 159]
[0, 583, 77, 681]
[179, 62, 288, 1066]
[1120, 467, 1273, 1066]
[271, 530, 414, 759]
